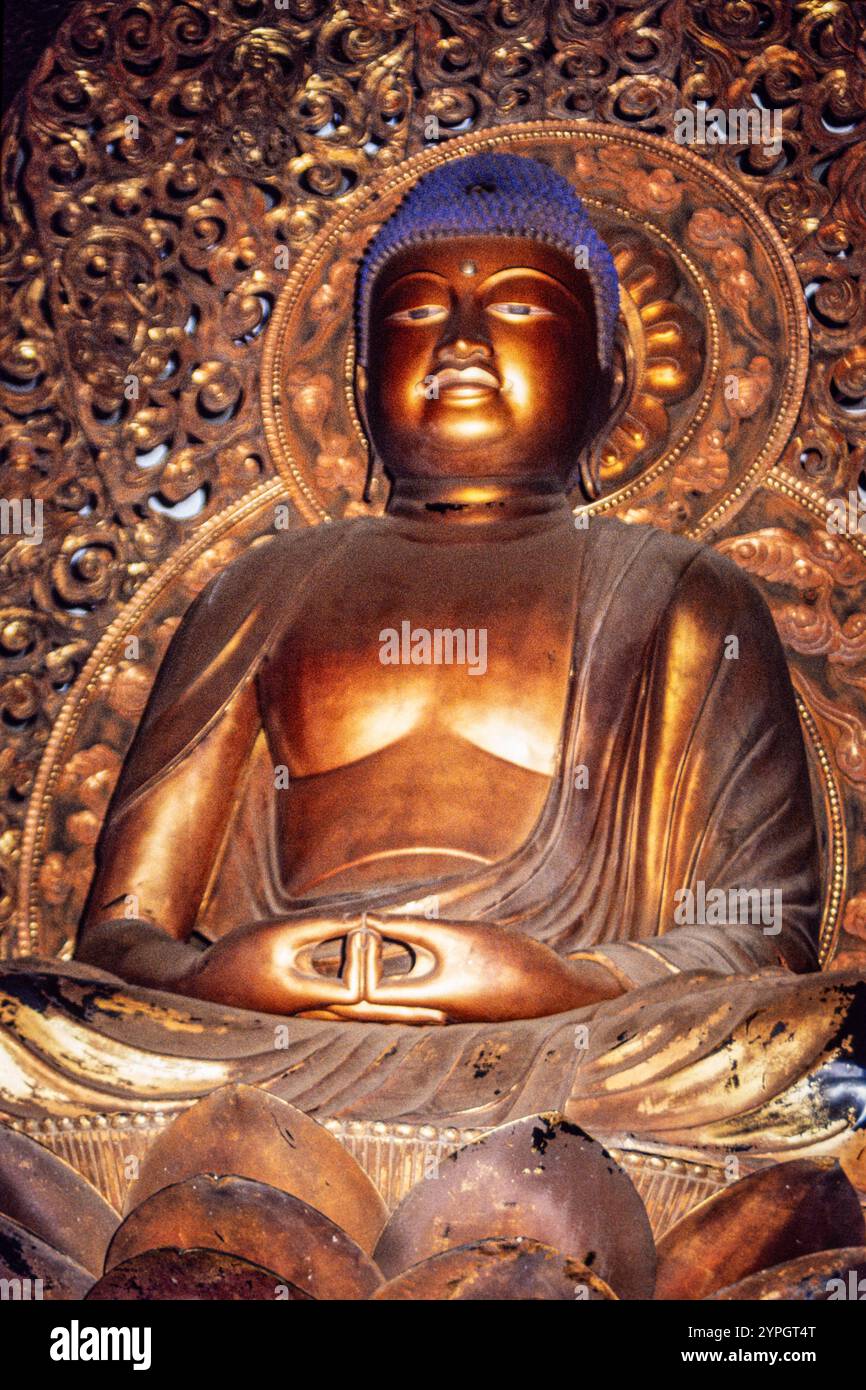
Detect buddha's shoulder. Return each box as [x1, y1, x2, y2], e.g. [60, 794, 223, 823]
[135, 521, 379, 735]
[584, 515, 772, 629]
[195, 518, 375, 614]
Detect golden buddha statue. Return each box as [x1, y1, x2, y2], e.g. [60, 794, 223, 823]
[1, 154, 864, 1265]
[75, 153, 825, 1020]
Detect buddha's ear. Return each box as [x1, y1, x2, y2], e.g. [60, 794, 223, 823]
[573, 447, 600, 504]
[354, 361, 370, 442]
[572, 365, 614, 502]
[354, 361, 379, 504]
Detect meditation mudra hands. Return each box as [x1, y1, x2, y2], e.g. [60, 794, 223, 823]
[177, 913, 623, 1024]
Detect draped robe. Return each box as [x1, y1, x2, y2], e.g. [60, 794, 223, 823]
[1, 516, 863, 1180]
[104, 513, 820, 983]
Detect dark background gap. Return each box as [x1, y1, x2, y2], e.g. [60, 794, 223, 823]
[3, 0, 80, 114]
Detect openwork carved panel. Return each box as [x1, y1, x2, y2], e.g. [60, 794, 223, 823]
[2, 1, 866, 964]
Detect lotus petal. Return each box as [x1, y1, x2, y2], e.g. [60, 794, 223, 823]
[107, 1173, 381, 1298]
[124, 1084, 388, 1252]
[373, 1114, 655, 1299]
[372, 1236, 616, 1300]
[655, 1158, 866, 1300]
[710, 1246, 866, 1301]
[85, 1247, 312, 1299]
[0, 1123, 118, 1275]
[0, 1212, 92, 1300]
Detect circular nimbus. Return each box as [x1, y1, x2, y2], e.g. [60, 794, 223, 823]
[261, 120, 808, 535]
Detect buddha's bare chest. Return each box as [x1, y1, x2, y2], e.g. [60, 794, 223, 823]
[258, 529, 580, 780]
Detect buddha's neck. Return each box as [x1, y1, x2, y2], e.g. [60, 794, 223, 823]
[385, 474, 572, 527]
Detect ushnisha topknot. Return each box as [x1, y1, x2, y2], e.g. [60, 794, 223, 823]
[356, 151, 620, 371]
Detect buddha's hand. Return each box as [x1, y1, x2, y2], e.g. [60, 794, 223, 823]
[319, 916, 624, 1025]
[176, 914, 397, 1018]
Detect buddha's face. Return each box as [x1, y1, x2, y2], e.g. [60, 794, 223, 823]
[358, 234, 600, 488]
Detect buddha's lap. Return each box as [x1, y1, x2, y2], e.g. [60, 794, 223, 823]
[0, 960, 863, 1182]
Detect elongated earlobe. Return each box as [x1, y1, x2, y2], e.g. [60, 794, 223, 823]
[363, 447, 387, 505]
[354, 362, 385, 504]
[575, 445, 600, 504]
[571, 366, 614, 501]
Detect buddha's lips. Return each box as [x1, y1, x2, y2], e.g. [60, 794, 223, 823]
[428, 365, 501, 395]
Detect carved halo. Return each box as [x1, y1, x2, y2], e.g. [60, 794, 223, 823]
[261, 121, 809, 535]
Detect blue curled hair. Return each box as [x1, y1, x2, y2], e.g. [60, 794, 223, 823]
[355, 151, 620, 373]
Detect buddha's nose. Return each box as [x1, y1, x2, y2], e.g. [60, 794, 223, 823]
[448, 336, 490, 358]
[437, 298, 493, 361]
[434, 334, 495, 371]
